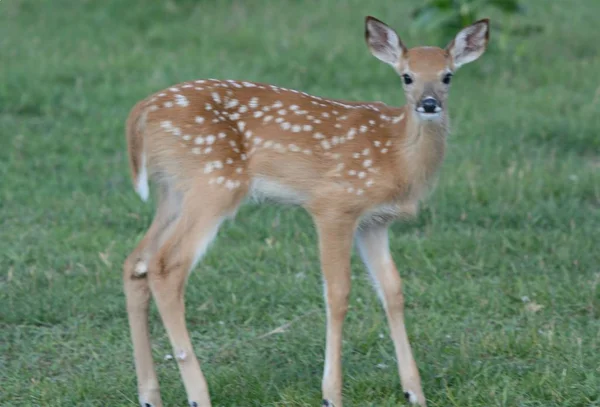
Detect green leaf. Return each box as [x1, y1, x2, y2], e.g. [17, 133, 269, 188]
[487, 0, 524, 14]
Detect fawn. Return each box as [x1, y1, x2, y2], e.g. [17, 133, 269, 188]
[123, 16, 490, 407]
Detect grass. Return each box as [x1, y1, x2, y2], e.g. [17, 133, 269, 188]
[0, 0, 599, 406]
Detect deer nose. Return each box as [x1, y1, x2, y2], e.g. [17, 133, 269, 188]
[420, 98, 439, 114]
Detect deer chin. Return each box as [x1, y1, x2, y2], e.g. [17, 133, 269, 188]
[415, 110, 443, 122]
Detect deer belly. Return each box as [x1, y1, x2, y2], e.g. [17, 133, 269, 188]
[249, 176, 307, 205]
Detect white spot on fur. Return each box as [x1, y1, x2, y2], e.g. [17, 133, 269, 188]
[175, 94, 189, 107]
[225, 99, 239, 109]
[392, 114, 405, 123]
[195, 116, 205, 124]
[225, 180, 237, 190]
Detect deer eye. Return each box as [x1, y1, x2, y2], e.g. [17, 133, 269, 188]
[442, 73, 453, 85]
[402, 74, 413, 85]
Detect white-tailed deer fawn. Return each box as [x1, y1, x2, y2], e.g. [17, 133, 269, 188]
[123, 16, 489, 407]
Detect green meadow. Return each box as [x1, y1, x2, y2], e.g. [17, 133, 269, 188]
[1, 0, 598, 406]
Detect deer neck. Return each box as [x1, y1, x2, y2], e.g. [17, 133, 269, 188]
[394, 107, 449, 200]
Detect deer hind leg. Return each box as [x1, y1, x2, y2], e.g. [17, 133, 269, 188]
[355, 224, 426, 406]
[147, 183, 246, 407]
[312, 215, 356, 407]
[124, 182, 183, 407]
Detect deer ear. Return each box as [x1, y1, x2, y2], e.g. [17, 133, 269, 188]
[446, 19, 490, 69]
[365, 16, 406, 66]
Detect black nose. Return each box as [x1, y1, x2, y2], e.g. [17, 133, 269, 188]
[421, 98, 438, 113]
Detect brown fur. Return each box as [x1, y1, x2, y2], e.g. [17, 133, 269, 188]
[123, 16, 490, 407]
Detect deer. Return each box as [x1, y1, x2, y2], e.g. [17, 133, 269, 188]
[122, 16, 490, 407]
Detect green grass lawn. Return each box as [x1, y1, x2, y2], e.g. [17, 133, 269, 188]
[1, 0, 599, 406]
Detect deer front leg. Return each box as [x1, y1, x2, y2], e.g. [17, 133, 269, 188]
[313, 216, 356, 407]
[355, 224, 426, 406]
